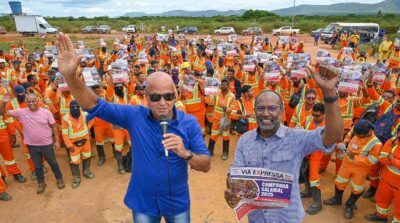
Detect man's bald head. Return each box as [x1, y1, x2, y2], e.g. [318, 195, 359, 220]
[255, 91, 284, 110]
[145, 72, 176, 94]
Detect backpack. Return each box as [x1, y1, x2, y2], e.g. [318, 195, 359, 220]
[288, 84, 305, 109]
[232, 99, 249, 134]
[373, 106, 400, 144]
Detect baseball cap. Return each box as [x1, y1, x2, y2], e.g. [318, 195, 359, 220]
[14, 85, 25, 94]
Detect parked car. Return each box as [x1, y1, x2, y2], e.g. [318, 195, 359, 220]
[242, 27, 263, 35]
[214, 27, 235, 35]
[122, 25, 136, 33]
[98, 25, 111, 34]
[311, 28, 322, 37]
[0, 26, 7, 35]
[82, 25, 98, 33]
[272, 26, 300, 36]
[178, 26, 198, 35]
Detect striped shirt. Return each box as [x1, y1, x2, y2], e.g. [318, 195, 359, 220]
[231, 125, 335, 223]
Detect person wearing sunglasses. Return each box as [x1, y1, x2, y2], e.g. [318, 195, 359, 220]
[225, 65, 344, 223]
[56, 32, 210, 223]
[299, 103, 325, 215]
[129, 85, 147, 107]
[289, 88, 317, 128]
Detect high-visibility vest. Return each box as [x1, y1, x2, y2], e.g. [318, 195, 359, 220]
[184, 83, 202, 105]
[60, 96, 73, 115]
[114, 93, 128, 104]
[193, 57, 206, 72]
[62, 113, 89, 139]
[359, 136, 381, 157]
[0, 116, 7, 130]
[214, 92, 235, 115]
[243, 73, 259, 89]
[387, 142, 400, 175]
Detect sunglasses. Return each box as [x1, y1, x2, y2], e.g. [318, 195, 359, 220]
[306, 97, 316, 100]
[148, 93, 175, 102]
[255, 105, 279, 113]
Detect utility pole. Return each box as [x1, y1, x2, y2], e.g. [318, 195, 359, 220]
[291, 0, 296, 28]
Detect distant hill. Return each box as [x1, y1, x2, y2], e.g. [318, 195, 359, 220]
[124, 9, 246, 17]
[272, 0, 400, 16]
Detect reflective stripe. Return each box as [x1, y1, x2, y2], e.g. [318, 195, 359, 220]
[81, 152, 91, 158]
[335, 175, 349, 183]
[305, 116, 313, 129]
[96, 141, 105, 146]
[11, 98, 20, 110]
[310, 180, 320, 187]
[360, 137, 381, 156]
[114, 93, 127, 104]
[392, 122, 400, 136]
[222, 131, 230, 137]
[4, 159, 16, 165]
[368, 175, 379, 180]
[25, 153, 30, 159]
[5, 117, 13, 124]
[350, 180, 364, 192]
[393, 216, 400, 223]
[379, 151, 389, 159]
[387, 165, 400, 175]
[211, 129, 220, 136]
[244, 73, 259, 88]
[376, 205, 389, 215]
[115, 144, 124, 151]
[368, 155, 379, 164]
[70, 154, 80, 163]
[62, 129, 68, 135]
[60, 97, 69, 115]
[0, 121, 6, 129]
[248, 117, 257, 123]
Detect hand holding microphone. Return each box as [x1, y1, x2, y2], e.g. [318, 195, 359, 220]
[160, 115, 190, 159]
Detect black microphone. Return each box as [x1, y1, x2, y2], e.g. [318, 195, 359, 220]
[159, 115, 169, 157]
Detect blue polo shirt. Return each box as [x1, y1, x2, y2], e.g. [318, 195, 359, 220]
[86, 98, 210, 216]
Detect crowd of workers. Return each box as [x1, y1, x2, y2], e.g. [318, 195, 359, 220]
[0, 31, 399, 222]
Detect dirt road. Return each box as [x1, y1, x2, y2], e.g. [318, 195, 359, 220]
[0, 33, 380, 223]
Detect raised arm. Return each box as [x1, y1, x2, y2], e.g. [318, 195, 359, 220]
[56, 33, 98, 110]
[307, 65, 344, 147]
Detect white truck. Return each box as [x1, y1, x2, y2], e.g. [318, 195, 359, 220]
[272, 26, 300, 36]
[14, 15, 58, 36]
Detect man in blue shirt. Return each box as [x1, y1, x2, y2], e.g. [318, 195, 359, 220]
[225, 66, 344, 223]
[56, 33, 211, 223]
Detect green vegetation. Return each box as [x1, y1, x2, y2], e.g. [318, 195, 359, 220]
[0, 10, 399, 35]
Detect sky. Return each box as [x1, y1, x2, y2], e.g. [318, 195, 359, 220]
[0, 0, 385, 17]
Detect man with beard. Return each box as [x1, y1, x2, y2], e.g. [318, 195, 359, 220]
[225, 65, 344, 222]
[106, 80, 131, 174]
[225, 68, 242, 100]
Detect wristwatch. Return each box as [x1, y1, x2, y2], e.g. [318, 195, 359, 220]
[323, 94, 339, 103]
[184, 151, 194, 161]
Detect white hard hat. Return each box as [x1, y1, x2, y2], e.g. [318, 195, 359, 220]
[0, 59, 5, 63]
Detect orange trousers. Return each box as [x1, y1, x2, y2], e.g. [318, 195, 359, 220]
[375, 179, 400, 220]
[368, 163, 381, 188]
[210, 118, 230, 141]
[188, 109, 206, 134]
[335, 158, 369, 194]
[0, 166, 6, 193]
[113, 129, 130, 152]
[69, 139, 91, 165]
[0, 139, 22, 175]
[93, 125, 114, 146]
[320, 147, 343, 174]
[308, 150, 323, 188]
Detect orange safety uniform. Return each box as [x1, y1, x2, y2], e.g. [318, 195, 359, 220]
[92, 90, 114, 147]
[374, 138, 400, 221]
[301, 115, 325, 188]
[388, 50, 400, 71]
[210, 91, 236, 141]
[289, 102, 313, 128]
[335, 134, 382, 194]
[0, 165, 6, 193]
[175, 100, 186, 113]
[0, 115, 22, 175]
[183, 82, 206, 134]
[62, 112, 92, 164]
[129, 95, 148, 107]
[204, 95, 215, 123]
[234, 96, 257, 131]
[242, 72, 260, 96]
[106, 85, 130, 152]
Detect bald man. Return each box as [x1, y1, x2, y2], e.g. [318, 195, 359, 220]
[56, 33, 210, 223]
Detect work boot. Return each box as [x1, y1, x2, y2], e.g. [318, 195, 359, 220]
[207, 139, 216, 156]
[0, 192, 12, 201]
[114, 151, 126, 175]
[365, 213, 388, 222]
[323, 186, 344, 205]
[82, 158, 95, 179]
[306, 187, 322, 215]
[70, 164, 81, 189]
[221, 140, 229, 160]
[300, 181, 312, 198]
[13, 173, 27, 183]
[363, 186, 377, 199]
[344, 192, 362, 219]
[96, 145, 106, 166]
[30, 171, 37, 181]
[37, 183, 47, 194]
[57, 179, 65, 189]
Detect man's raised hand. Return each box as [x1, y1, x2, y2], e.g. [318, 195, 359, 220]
[56, 32, 84, 79]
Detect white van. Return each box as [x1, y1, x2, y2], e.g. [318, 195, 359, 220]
[14, 15, 58, 35]
[321, 23, 379, 43]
